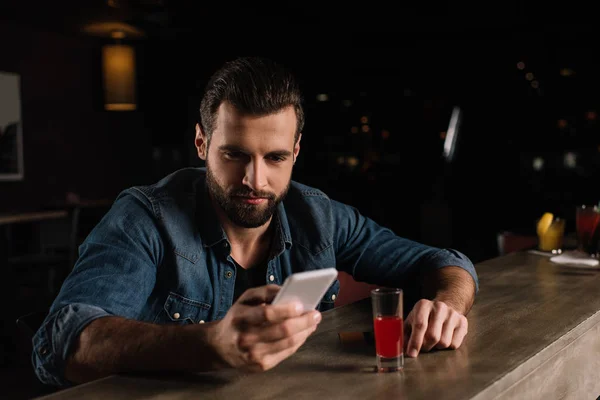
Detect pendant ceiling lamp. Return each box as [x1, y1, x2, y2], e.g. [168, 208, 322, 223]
[81, 21, 145, 111]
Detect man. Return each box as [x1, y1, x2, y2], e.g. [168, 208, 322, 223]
[32, 56, 478, 387]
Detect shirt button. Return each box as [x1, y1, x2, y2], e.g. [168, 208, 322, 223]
[40, 347, 48, 356]
[223, 242, 229, 248]
[269, 275, 275, 282]
[199, 320, 205, 324]
[331, 294, 336, 301]
[173, 312, 180, 319]
[225, 271, 233, 278]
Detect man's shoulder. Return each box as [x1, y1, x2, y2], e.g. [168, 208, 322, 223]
[124, 167, 206, 202]
[284, 180, 336, 218]
[288, 180, 329, 199]
[283, 180, 343, 252]
[286, 180, 355, 213]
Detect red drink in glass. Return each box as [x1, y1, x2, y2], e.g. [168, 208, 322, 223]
[371, 288, 404, 372]
[576, 205, 600, 256]
[373, 316, 403, 358]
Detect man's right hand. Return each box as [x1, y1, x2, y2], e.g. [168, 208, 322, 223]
[208, 284, 322, 372]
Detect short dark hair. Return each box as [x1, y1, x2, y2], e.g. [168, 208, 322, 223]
[199, 56, 304, 145]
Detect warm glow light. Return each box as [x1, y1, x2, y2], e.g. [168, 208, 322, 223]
[102, 44, 137, 111]
[351, 126, 358, 134]
[111, 30, 126, 40]
[360, 116, 368, 124]
[557, 119, 568, 129]
[531, 80, 539, 88]
[347, 157, 359, 167]
[361, 125, 370, 133]
[560, 68, 574, 77]
[82, 22, 145, 38]
[316, 93, 328, 102]
[381, 130, 390, 139]
[525, 72, 534, 81]
[586, 111, 597, 121]
[105, 103, 137, 111]
[517, 61, 525, 70]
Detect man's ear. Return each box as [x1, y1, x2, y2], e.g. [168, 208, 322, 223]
[293, 133, 302, 164]
[195, 123, 207, 160]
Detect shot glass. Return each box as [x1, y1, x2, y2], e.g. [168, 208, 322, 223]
[576, 205, 600, 257]
[371, 288, 403, 372]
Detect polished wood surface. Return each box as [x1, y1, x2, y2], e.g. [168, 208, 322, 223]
[36, 251, 600, 399]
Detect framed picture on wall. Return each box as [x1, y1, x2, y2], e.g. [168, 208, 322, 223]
[0, 70, 24, 181]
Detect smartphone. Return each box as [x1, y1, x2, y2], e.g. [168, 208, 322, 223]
[271, 268, 338, 312]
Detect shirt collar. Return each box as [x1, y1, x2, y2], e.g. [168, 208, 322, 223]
[197, 179, 228, 248]
[196, 177, 293, 253]
[273, 201, 293, 255]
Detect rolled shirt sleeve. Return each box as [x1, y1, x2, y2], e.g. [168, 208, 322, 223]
[32, 304, 111, 387]
[331, 199, 479, 293]
[413, 247, 478, 292]
[32, 188, 164, 386]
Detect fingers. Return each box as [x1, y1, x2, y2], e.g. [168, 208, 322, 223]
[238, 310, 321, 345]
[219, 285, 324, 372]
[449, 317, 468, 349]
[236, 285, 281, 306]
[405, 300, 431, 357]
[242, 324, 318, 372]
[405, 299, 468, 357]
[420, 303, 446, 353]
[235, 298, 313, 328]
[233, 284, 308, 327]
[434, 311, 459, 350]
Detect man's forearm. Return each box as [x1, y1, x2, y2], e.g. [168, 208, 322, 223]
[422, 266, 476, 315]
[65, 316, 226, 384]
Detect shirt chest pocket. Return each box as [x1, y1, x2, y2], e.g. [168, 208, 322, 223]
[155, 292, 211, 325]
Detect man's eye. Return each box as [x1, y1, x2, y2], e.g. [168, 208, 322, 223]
[224, 152, 243, 159]
[268, 155, 285, 162]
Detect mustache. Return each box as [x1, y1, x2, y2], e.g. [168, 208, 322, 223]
[230, 188, 276, 199]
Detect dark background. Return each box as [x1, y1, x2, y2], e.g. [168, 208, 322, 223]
[2, 0, 600, 263]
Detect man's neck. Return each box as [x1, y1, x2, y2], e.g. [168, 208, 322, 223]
[222, 218, 272, 248]
[213, 205, 274, 269]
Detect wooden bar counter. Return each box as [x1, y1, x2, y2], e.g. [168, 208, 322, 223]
[37, 251, 600, 399]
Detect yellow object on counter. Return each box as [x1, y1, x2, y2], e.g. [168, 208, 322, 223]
[538, 214, 566, 252]
[537, 212, 554, 237]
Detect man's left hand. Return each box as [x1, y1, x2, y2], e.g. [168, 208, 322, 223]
[404, 299, 468, 357]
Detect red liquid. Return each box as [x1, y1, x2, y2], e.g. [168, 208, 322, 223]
[373, 316, 403, 358]
[577, 211, 600, 253]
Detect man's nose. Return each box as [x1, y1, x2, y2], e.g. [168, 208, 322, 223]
[242, 159, 266, 191]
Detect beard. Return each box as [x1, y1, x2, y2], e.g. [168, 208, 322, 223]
[205, 164, 290, 228]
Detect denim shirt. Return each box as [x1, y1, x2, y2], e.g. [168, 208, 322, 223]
[32, 167, 479, 387]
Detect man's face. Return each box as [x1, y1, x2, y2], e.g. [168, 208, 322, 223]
[196, 102, 301, 228]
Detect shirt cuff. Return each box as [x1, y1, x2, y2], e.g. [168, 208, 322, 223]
[32, 303, 111, 387]
[422, 248, 480, 293]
